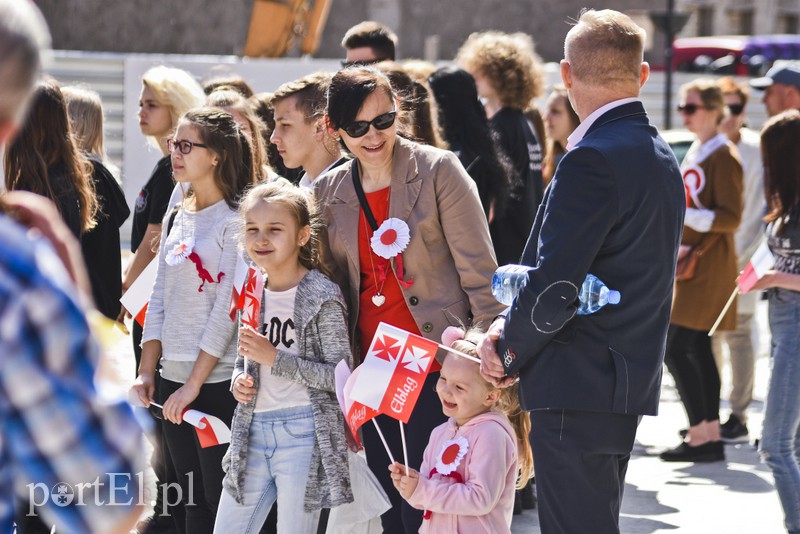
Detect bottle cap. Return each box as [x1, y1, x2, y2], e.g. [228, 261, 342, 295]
[608, 290, 621, 305]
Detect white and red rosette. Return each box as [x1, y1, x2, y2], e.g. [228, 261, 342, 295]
[435, 435, 469, 475]
[165, 237, 194, 266]
[370, 218, 410, 259]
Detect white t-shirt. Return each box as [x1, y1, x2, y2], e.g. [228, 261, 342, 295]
[254, 285, 311, 412]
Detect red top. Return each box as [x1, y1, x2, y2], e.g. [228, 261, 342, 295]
[357, 187, 420, 362]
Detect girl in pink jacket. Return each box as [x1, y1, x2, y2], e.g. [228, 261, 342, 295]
[389, 327, 534, 533]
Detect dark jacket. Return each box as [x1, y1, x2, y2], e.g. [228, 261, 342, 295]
[497, 101, 685, 416]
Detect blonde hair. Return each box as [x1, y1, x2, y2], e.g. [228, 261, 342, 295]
[565, 9, 645, 88]
[141, 66, 204, 145]
[681, 78, 725, 125]
[447, 329, 534, 489]
[456, 31, 544, 110]
[239, 180, 324, 272]
[206, 89, 270, 180]
[62, 86, 105, 157]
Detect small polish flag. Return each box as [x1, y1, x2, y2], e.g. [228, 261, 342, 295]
[738, 241, 775, 293]
[120, 258, 158, 327]
[349, 323, 439, 424]
[229, 255, 250, 321]
[240, 267, 264, 330]
[182, 409, 232, 448]
[335, 360, 378, 448]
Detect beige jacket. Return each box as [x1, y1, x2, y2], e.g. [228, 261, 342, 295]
[314, 137, 505, 352]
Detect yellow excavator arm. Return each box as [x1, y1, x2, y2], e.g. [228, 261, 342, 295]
[244, 0, 333, 58]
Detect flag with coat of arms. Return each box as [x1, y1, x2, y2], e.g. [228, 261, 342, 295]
[347, 322, 439, 424]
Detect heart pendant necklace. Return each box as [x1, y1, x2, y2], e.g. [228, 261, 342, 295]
[363, 211, 390, 307]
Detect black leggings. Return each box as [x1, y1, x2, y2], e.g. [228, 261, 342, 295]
[362, 372, 446, 534]
[663, 324, 721, 426]
[159, 377, 237, 534]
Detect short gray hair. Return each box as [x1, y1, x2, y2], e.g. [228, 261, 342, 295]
[0, 0, 50, 124]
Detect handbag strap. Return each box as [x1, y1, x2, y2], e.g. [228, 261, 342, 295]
[694, 234, 723, 256]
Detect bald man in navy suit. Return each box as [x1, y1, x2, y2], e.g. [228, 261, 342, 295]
[478, 9, 685, 534]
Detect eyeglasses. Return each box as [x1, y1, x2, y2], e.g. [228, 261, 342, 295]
[167, 139, 209, 155]
[341, 110, 397, 138]
[727, 103, 745, 116]
[340, 58, 382, 68]
[677, 103, 710, 115]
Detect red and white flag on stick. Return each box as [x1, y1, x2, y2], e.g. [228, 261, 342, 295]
[181, 408, 232, 448]
[335, 360, 379, 449]
[349, 323, 439, 423]
[709, 241, 775, 336]
[737, 241, 775, 293]
[229, 255, 264, 329]
[120, 258, 159, 327]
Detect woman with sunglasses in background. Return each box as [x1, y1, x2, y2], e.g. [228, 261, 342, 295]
[131, 108, 257, 534]
[314, 66, 504, 534]
[660, 79, 743, 463]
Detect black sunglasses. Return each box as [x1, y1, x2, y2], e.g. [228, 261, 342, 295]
[727, 103, 745, 116]
[168, 138, 209, 155]
[677, 103, 711, 115]
[342, 110, 397, 138]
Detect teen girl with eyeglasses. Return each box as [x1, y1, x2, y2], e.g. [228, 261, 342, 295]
[131, 108, 257, 534]
[314, 66, 504, 534]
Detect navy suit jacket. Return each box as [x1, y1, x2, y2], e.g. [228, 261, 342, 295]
[496, 101, 685, 416]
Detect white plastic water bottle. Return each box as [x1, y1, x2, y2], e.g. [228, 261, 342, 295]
[576, 273, 621, 315]
[491, 265, 621, 314]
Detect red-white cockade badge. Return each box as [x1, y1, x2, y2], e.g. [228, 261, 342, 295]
[370, 218, 410, 259]
[435, 435, 469, 475]
[165, 236, 194, 266]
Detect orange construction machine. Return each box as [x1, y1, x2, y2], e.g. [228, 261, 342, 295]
[244, 0, 333, 57]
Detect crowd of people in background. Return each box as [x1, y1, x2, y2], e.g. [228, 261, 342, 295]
[3, 1, 800, 533]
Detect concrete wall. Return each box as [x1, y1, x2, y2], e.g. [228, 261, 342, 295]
[38, 0, 664, 63]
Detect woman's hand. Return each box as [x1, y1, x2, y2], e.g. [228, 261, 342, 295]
[739, 270, 777, 293]
[389, 462, 420, 499]
[232, 372, 256, 404]
[162, 382, 200, 424]
[131, 371, 155, 408]
[238, 327, 277, 367]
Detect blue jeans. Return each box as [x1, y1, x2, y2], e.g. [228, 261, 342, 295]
[760, 288, 800, 534]
[213, 405, 320, 534]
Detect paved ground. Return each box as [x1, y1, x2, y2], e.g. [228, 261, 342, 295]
[103, 300, 785, 533]
[511, 300, 786, 533]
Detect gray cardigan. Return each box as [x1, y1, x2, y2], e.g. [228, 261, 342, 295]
[221, 269, 354, 511]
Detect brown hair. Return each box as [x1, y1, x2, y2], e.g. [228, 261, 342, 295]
[202, 74, 255, 98]
[4, 79, 97, 232]
[447, 329, 534, 489]
[180, 107, 257, 209]
[456, 31, 544, 110]
[681, 78, 725, 125]
[206, 89, 269, 180]
[717, 76, 749, 107]
[62, 86, 105, 157]
[761, 109, 800, 223]
[239, 179, 324, 272]
[542, 87, 580, 184]
[341, 21, 397, 60]
[565, 9, 645, 89]
[272, 71, 332, 122]
[375, 61, 447, 149]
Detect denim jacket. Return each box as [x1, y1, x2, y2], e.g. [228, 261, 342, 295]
[221, 269, 354, 511]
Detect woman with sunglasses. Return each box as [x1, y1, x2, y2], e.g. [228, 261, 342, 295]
[314, 66, 504, 534]
[131, 108, 257, 534]
[660, 79, 743, 463]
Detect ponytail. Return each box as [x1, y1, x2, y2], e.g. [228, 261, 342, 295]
[497, 384, 534, 489]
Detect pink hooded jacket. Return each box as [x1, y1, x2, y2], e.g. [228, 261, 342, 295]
[406, 410, 518, 533]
